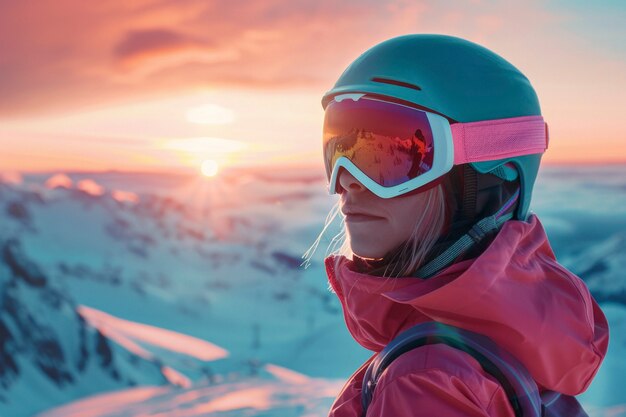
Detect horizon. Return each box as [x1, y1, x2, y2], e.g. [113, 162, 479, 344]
[3, 159, 626, 178]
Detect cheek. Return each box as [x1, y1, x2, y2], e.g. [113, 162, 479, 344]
[344, 193, 428, 258]
[389, 218, 417, 245]
[388, 205, 420, 240]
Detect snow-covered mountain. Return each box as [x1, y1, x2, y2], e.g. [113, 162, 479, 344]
[0, 167, 366, 417]
[0, 164, 624, 417]
[0, 236, 183, 415]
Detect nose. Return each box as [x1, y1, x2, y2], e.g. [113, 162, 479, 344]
[337, 168, 366, 194]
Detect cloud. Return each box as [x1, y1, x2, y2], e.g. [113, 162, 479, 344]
[0, 0, 393, 117]
[0, 0, 623, 122]
[114, 28, 205, 64]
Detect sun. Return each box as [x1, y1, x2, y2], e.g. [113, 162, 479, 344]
[201, 159, 219, 177]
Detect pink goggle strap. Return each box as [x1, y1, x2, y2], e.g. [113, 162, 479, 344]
[451, 115, 549, 165]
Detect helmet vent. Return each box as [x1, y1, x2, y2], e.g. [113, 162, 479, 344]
[371, 77, 422, 91]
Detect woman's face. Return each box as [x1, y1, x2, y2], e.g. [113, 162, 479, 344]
[338, 168, 429, 259]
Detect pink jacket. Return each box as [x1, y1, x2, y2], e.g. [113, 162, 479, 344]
[325, 214, 609, 417]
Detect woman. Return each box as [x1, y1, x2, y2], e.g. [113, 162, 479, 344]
[317, 35, 609, 416]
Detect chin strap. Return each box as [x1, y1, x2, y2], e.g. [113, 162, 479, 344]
[413, 188, 520, 279]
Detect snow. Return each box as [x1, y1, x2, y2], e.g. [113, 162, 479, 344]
[111, 190, 140, 204]
[36, 377, 345, 417]
[0, 171, 23, 185]
[578, 302, 626, 416]
[264, 364, 310, 385]
[78, 305, 229, 362]
[0, 164, 625, 417]
[44, 173, 73, 189]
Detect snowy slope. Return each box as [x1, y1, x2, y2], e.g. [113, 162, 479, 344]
[36, 303, 626, 417]
[0, 164, 625, 417]
[37, 370, 345, 417]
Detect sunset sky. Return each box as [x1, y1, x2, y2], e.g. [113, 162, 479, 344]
[1, 0, 624, 175]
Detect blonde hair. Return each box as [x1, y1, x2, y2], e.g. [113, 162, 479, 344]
[303, 184, 448, 278]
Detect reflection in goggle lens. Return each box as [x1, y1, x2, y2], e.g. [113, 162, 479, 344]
[323, 97, 435, 187]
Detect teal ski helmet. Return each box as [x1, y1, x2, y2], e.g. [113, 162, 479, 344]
[321, 34, 546, 221]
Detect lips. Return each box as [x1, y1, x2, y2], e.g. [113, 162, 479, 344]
[341, 207, 384, 221]
[345, 213, 384, 222]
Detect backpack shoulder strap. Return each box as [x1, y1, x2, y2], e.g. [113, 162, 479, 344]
[361, 322, 543, 417]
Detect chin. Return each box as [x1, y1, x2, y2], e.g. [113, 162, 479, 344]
[351, 246, 387, 260]
[348, 235, 395, 259]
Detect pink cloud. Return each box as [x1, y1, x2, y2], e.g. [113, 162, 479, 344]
[114, 29, 199, 60]
[0, 0, 396, 117]
[113, 28, 216, 69]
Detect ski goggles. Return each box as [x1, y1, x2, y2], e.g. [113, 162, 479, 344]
[323, 93, 549, 198]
